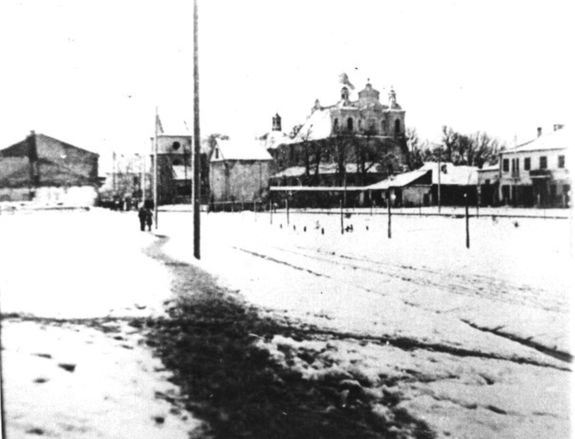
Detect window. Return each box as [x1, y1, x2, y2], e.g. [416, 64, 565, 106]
[173, 159, 183, 166]
[381, 120, 386, 133]
[558, 155, 565, 168]
[550, 184, 557, 199]
[369, 118, 376, 132]
[502, 185, 510, 201]
[513, 158, 521, 176]
[540, 156, 547, 169]
[394, 119, 401, 135]
[347, 117, 354, 131]
[333, 118, 339, 131]
[215, 148, 219, 159]
[172, 141, 181, 150]
[503, 158, 509, 172]
[524, 157, 531, 171]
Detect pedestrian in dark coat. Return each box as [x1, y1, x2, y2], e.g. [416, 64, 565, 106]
[138, 206, 147, 231]
[145, 208, 153, 231]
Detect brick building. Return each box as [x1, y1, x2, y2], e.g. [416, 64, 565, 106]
[0, 131, 99, 205]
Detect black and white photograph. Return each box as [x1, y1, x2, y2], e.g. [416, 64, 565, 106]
[0, 0, 573, 437]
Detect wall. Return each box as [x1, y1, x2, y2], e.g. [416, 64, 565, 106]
[500, 148, 568, 186]
[36, 135, 99, 181]
[156, 135, 192, 155]
[0, 186, 97, 205]
[210, 160, 270, 203]
[402, 185, 432, 206]
[499, 148, 570, 206]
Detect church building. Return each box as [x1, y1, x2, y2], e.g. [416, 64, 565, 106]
[267, 75, 409, 205]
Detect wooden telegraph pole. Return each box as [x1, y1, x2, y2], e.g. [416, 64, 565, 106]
[437, 158, 441, 213]
[153, 116, 159, 229]
[192, 0, 201, 259]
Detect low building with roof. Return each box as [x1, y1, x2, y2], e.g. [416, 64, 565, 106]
[364, 168, 432, 206]
[360, 162, 479, 207]
[499, 125, 570, 207]
[0, 131, 99, 205]
[419, 162, 478, 206]
[209, 138, 272, 207]
[477, 163, 500, 206]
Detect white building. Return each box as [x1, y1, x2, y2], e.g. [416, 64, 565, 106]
[499, 125, 570, 207]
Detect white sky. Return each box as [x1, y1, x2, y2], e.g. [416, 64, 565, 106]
[0, 0, 573, 161]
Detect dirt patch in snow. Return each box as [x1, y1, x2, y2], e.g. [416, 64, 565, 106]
[141, 237, 435, 439]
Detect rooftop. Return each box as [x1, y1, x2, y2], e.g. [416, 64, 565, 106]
[211, 138, 272, 162]
[502, 126, 570, 154]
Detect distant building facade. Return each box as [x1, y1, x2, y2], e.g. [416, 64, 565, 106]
[153, 134, 192, 205]
[477, 163, 499, 206]
[499, 125, 570, 207]
[209, 138, 272, 207]
[0, 131, 99, 205]
[267, 77, 409, 198]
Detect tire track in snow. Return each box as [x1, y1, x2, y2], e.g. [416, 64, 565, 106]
[460, 319, 572, 364]
[290, 245, 566, 313]
[269, 245, 570, 364]
[232, 246, 383, 296]
[231, 245, 569, 371]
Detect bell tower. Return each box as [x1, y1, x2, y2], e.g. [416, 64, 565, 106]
[272, 113, 282, 132]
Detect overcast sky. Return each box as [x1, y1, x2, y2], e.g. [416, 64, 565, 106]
[1, 0, 573, 160]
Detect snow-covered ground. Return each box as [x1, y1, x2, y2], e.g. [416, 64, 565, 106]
[0, 206, 572, 438]
[157, 208, 573, 438]
[0, 208, 202, 438]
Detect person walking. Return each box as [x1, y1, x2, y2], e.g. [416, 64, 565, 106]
[145, 207, 153, 231]
[138, 205, 148, 231]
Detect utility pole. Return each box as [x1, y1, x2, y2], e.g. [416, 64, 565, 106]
[0, 300, 6, 439]
[192, 0, 201, 259]
[465, 192, 470, 249]
[153, 117, 159, 229]
[437, 158, 441, 213]
[112, 151, 117, 194]
[340, 199, 344, 234]
[387, 191, 392, 239]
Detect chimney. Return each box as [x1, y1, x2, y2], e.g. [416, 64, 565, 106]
[537, 127, 542, 137]
[553, 124, 564, 132]
[272, 113, 282, 132]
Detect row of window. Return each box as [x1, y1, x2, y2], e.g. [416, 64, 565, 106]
[503, 154, 565, 173]
[333, 117, 402, 134]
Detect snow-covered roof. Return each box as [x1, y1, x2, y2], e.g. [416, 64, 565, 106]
[270, 185, 365, 192]
[502, 126, 571, 154]
[292, 108, 334, 142]
[420, 162, 478, 185]
[478, 163, 499, 172]
[365, 169, 431, 190]
[261, 130, 292, 150]
[272, 162, 381, 179]
[211, 138, 272, 162]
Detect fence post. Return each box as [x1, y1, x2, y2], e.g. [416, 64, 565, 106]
[269, 199, 273, 225]
[340, 199, 344, 234]
[285, 198, 289, 225]
[465, 193, 470, 249]
[476, 185, 480, 217]
[387, 192, 392, 239]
